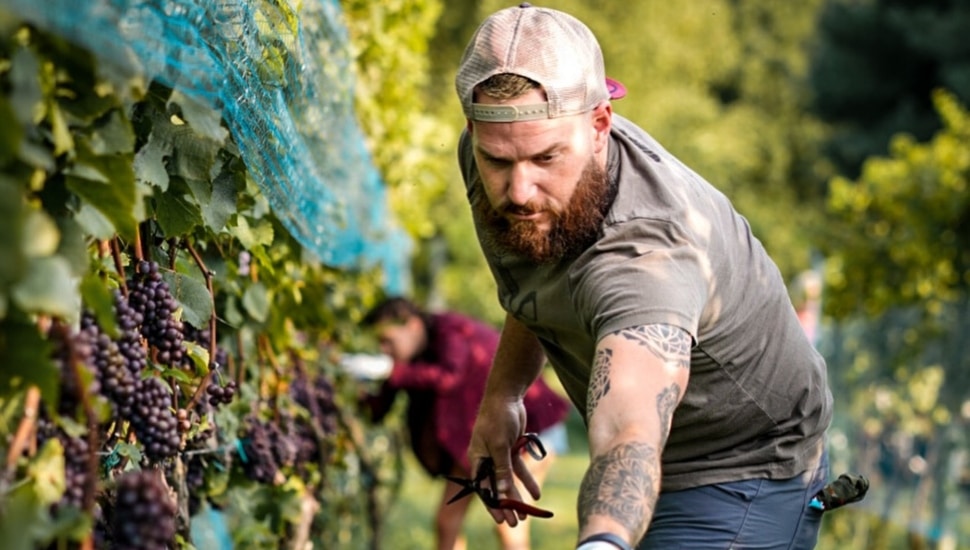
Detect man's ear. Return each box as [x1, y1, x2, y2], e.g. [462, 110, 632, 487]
[466, 118, 474, 134]
[591, 101, 612, 152]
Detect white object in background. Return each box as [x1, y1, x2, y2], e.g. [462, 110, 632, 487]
[339, 353, 393, 380]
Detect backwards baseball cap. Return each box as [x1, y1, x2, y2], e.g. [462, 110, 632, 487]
[455, 3, 625, 123]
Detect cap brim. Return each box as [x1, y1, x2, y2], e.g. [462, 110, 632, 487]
[606, 77, 626, 100]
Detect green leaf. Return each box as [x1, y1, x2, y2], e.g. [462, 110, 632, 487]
[204, 169, 241, 232]
[0, 317, 58, 409]
[134, 128, 172, 192]
[87, 109, 135, 156]
[242, 282, 270, 323]
[231, 216, 274, 250]
[73, 202, 116, 241]
[170, 90, 229, 144]
[0, 480, 50, 550]
[54, 217, 89, 277]
[21, 209, 60, 258]
[8, 46, 42, 128]
[65, 144, 139, 239]
[115, 441, 143, 462]
[0, 95, 23, 165]
[183, 340, 211, 374]
[29, 438, 67, 506]
[80, 273, 118, 338]
[161, 270, 212, 329]
[10, 256, 79, 321]
[155, 177, 203, 237]
[0, 178, 26, 286]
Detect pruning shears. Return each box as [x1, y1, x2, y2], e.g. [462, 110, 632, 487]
[445, 432, 554, 519]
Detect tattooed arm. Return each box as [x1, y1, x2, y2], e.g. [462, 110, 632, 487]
[577, 323, 691, 546]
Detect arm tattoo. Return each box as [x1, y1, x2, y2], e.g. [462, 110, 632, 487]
[656, 383, 681, 448]
[614, 324, 691, 369]
[587, 349, 612, 418]
[578, 442, 658, 538]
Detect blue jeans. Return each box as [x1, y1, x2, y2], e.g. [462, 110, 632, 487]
[639, 453, 828, 550]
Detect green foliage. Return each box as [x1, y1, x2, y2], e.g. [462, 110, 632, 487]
[824, 89, 970, 319]
[0, 11, 397, 549]
[809, 0, 970, 177]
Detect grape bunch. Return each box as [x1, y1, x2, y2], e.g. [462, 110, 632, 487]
[205, 378, 236, 408]
[79, 312, 137, 417]
[35, 420, 90, 511]
[47, 322, 98, 419]
[291, 371, 339, 436]
[113, 289, 148, 377]
[127, 261, 184, 367]
[238, 417, 282, 484]
[111, 470, 177, 550]
[128, 376, 181, 462]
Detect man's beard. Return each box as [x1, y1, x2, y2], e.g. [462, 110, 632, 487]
[472, 158, 616, 264]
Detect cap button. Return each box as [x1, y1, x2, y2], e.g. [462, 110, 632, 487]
[519, 2, 532, 7]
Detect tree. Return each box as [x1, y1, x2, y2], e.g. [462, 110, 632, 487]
[809, 0, 970, 178]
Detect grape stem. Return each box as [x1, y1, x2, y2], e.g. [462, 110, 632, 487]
[3, 387, 41, 482]
[184, 240, 218, 412]
[110, 237, 129, 297]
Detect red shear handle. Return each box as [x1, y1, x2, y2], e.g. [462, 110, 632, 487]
[495, 498, 555, 518]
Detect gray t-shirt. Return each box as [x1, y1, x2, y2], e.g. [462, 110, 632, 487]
[458, 114, 832, 491]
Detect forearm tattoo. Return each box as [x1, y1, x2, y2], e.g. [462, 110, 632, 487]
[578, 441, 658, 538]
[586, 349, 612, 417]
[615, 324, 691, 370]
[656, 383, 680, 448]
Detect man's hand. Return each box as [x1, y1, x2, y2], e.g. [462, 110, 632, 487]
[466, 395, 538, 526]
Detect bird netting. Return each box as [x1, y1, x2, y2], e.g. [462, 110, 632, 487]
[1, 0, 410, 292]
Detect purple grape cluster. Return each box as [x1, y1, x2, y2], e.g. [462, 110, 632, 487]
[113, 289, 148, 376]
[111, 470, 177, 550]
[291, 372, 339, 436]
[237, 416, 286, 484]
[47, 322, 98, 418]
[80, 312, 137, 417]
[36, 420, 90, 511]
[128, 376, 181, 462]
[127, 261, 184, 367]
[206, 378, 236, 408]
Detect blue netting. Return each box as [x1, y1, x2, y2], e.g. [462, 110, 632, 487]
[1, 0, 410, 293]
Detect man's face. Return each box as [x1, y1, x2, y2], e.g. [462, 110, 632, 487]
[469, 88, 613, 263]
[374, 317, 425, 364]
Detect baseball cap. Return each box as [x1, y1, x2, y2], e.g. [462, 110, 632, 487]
[455, 3, 625, 123]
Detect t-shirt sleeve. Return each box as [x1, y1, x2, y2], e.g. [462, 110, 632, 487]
[570, 218, 709, 343]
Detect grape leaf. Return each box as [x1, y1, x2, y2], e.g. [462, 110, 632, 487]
[0, 178, 26, 286]
[87, 109, 135, 156]
[0, 481, 50, 550]
[64, 144, 139, 239]
[0, 95, 22, 165]
[170, 89, 229, 144]
[10, 256, 80, 321]
[242, 282, 270, 323]
[134, 128, 172, 192]
[0, 317, 57, 406]
[21, 209, 59, 258]
[155, 177, 203, 237]
[80, 273, 118, 338]
[162, 270, 212, 329]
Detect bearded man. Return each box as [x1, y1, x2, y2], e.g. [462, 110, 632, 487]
[454, 4, 834, 550]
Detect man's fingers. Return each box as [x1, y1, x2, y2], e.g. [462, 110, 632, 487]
[511, 453, 541, 500]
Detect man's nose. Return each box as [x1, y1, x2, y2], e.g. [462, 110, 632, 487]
[507, 163, 537, 206]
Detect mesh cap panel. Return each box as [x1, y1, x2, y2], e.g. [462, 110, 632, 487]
[455, 4, 611, 122]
